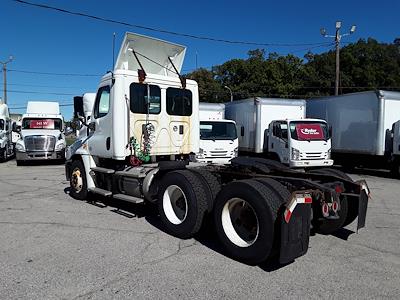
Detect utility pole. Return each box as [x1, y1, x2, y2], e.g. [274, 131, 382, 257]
[0, 55, 13, 104]
[321, 22, 356, 95]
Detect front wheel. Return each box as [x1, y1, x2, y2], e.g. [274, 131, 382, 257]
[69, 160, 88, 200]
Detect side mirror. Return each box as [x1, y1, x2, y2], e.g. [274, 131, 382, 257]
[274, 125, 282, 138]
[12, 123, 21, 133]
[88, 121, 96, 132]
[328, 125, 333, 139]
[73, 96, 84, 119]
[70, 119, 83, 131]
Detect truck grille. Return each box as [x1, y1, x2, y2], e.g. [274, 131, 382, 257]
[207, 150, 229, 158]
[24, 135, 56, 152]
[301, 152, 324, 160]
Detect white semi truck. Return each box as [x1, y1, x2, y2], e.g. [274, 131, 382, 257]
[65, 32, 369, 265]
[15, 101, 66, 165]
[0, 102, 15, 161]
[307, 91, 400, 176]
[196, 103, 238, 164]
[225, 98, 334, 168]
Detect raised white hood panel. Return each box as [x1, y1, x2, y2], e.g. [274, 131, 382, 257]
[115, 32, 186, 77]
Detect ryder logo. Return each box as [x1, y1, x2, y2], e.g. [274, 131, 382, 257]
[300, 128, 319, 135]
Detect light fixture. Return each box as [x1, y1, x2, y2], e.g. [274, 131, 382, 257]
[320, 28, 327, 36]
[350, 25, 356, 34]
[335, 21, 342, 29]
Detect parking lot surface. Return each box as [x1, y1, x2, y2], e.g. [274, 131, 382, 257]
[0, 160, 399, 299]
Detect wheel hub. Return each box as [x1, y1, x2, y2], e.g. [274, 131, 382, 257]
[71, 168, 83, 192]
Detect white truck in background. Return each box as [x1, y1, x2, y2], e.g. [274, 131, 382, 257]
[15, 101, 66, 165]
[225, 98, 334, 168]
[307, 90, 400, 176]
[0, 102, 15, 161]
[65, 32, 370, 266]
[196, 103, 238, 164]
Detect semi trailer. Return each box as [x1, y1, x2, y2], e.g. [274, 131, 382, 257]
[307, 90, 400, 175]
[15, 101, 66, 165]
[196, 103, 238, 164]
[0, 102, 15, 161]
[225, 98, 334, 168]
[65, 32, 369, 265]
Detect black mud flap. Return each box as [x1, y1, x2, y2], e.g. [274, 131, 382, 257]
[279, 204, 311, 264]
[357, 190, 368, 231]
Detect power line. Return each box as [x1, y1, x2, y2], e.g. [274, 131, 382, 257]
[8, 83, 88, 89]
[8, 68, 102, 77]
[0, 89, 77, 96]
[13, 0, 331, 48]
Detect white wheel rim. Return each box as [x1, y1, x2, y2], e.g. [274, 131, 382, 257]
[221, 198, 259, 247]
[71, 167, 83, 193]
[163, 185, 188, 225]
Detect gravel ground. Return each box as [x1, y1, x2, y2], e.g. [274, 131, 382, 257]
[0, 160, 399, 299]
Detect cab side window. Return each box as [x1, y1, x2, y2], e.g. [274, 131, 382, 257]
[166, 88, 192, 116]
[93, 86, 110, 119]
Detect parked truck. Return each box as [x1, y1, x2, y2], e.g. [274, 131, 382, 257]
[0, 102, 15, 161]
[225, 98, 334, 168]
[307, 90, 400, 176]
[195, 103, 238, 164]
[15, 101, 66, 165]
[65, 32, 369, 265]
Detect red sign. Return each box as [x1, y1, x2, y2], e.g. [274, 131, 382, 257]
[296, 124, 324, 140]
[30, 119, 55, 129]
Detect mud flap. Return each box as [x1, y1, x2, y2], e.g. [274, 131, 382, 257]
[279, 204, 311, 264]
[357, 190, 368, 231]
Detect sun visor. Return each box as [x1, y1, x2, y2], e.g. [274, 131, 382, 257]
[115, 32, 186, 77]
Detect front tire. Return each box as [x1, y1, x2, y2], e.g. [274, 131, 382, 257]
[69, 160, 88, 200]
[213, 179, 283, 265]
[157, 170, 208, 239]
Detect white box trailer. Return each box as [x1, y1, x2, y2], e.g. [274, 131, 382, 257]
[306, 90, 400, 174]
[225, 98, 333, 168]
[196, 103, 238, 164]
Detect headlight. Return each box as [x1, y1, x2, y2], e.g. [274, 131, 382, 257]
[234, 147, 238, 157]
[16, 142, 25, 152]
[196, 148, 204, 158]
[55, 142, 66, 151]
[291, 148, 300, 160]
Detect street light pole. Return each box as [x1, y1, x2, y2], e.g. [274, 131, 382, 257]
[224, 85, 233, 102]
[320, 22, 356, 96]
[0, 56, 13, 104]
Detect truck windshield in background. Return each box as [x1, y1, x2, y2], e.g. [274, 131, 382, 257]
[289, 121, 329, 141]
[200, 121, 237, 140]
[22, 118, 63, 130]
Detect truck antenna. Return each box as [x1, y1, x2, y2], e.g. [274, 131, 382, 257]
[168, 57, 186, 89]
[112, 32, 116, 71]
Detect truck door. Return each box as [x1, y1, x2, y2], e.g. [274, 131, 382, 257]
[268, 121, 289, 164]
[88, 84, 113, 158]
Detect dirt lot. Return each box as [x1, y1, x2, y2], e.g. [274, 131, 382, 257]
[0, 160, 399, 299]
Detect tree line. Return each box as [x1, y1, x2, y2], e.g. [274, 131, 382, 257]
[186, 38, 400, 102]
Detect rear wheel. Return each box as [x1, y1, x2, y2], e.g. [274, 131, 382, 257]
[213, 179, 282, 265]
[69, 160, 88, 200]
[157, 170, 208, 239]
[310, 168, 351, 233]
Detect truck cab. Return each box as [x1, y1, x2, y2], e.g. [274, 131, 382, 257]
[15, 101, 66, 164]
[0, 103, 15, 161]
[267, 119, 333, 168]
[196, 103, 238, 164]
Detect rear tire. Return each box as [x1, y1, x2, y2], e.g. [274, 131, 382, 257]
[190, 168, 221, 211]
[157, 170, 208, 239]
[69, 160, 88, 200]
[310, 168, 351, 233]
[213, 179, 283, 265]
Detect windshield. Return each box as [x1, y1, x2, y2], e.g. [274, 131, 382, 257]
[0, 119, 4, 130]
[289, 121, 328, 141]
[200, 121, 237, 140]
[22, 118, 63, 130]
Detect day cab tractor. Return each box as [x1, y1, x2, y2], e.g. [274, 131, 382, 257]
[65, 32, 370, 265]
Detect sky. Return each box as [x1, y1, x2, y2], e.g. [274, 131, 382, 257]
[1, 0, 399, 119]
